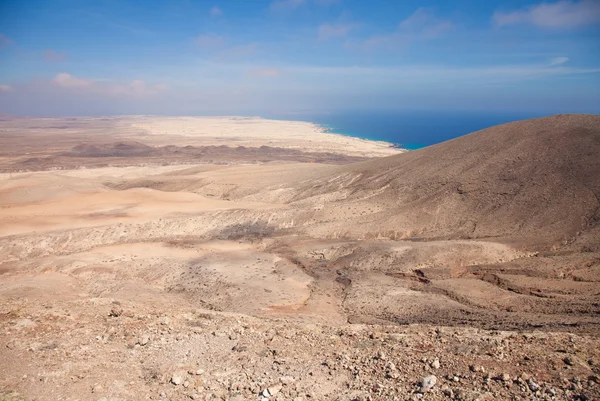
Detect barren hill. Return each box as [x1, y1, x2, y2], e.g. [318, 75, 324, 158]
[1, 115, 600, 400]
[298, 114, 600, 246]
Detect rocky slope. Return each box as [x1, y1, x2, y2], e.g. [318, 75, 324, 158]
[294, 114, 600, 246]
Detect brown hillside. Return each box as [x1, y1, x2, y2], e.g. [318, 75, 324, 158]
[298, 114, 600, 246]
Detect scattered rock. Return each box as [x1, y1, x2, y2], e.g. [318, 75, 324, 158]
[171, 374, 184, 385]
[430, 358, 440, 369]
[441, 385, 453, 397]
[497, 373, 510, 382]
[261, 383, 284, 398]
[137, 334, 150, 346]
[420, 375, 437, 392]
[528, 379, 540, 392]
[109, 306, 123, 317]
[189, 369, 204, 376]
[280, 376, 295, 385]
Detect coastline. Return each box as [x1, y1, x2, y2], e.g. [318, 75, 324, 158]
[314, 123, 405, 150]
[127, 115, 405, 158]
[265, 113, 418, 150]
[311, 121, 407, 153]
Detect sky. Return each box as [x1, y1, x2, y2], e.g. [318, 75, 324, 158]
[0, 0, 599, 116]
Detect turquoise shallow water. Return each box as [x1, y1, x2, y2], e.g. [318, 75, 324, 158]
[265, 110, 551, 149]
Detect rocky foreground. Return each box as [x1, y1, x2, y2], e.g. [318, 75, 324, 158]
[1, 115, 599, 401]
[1, 295, 599, 401]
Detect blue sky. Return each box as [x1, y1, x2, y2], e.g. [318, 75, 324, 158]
[0, 0, 599, 115]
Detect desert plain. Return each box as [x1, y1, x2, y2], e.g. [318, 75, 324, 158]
[0, 114, 599, 401]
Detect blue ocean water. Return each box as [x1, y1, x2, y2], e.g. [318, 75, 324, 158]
[265, 110, 550, 149]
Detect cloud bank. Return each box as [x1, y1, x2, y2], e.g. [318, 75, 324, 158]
[493, 0, 600, 29]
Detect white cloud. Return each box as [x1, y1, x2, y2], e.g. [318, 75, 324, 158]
[53, 73, 93, 88]
[107, 80, 167, 96]
[318, 23, 355, 40]
[275, 63, 600, 88]
[399, 8, 453, 38]
[51, 73, 166, 97]
[270, 0, 304, 12]
[2, 61, 599, 115]
[493, 0, 600, 29]
[248, 68, 282, 78]
[0, 84, 12, 92]
[349, 8, 452, 50]
[196, 34, 225, 48]
[210, 6, 222, 17]
[549, 56, 569, 66]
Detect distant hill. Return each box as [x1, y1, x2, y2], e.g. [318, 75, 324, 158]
[65, 141, 154, 157]
[297, 114, 600, 246]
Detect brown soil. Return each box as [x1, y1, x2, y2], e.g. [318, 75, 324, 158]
[1, 115, 599, 401]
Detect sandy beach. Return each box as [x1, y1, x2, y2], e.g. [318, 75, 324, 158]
[128, 116, 402, 157]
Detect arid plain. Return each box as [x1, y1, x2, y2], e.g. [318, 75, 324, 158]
[1, 115, 599, 401]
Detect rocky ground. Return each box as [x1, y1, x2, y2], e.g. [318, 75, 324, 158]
[1, 295, 599, 401]
[1, 115, 599, 401]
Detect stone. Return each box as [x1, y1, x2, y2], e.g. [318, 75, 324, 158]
[519, 372, 531, 381]
[109, 306, 123, 317]
[441, 385, 453, 397]
[280, 376, 295, 385]
[138, 335, 150, 346]
[527, 379, 540, 392]
[171, 374, 184, 385]
[267, 383, 283, 396]
[420, 375, 437, 392]
[431, 358, 441, 369]
[498, 373, 510, 382]
[189, 369, 204, 376]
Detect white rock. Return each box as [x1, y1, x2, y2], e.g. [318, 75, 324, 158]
[267, 383, 283, 396]
[280, 376, 295, 385]
[138, 335, 150, 346]
[189, 369, 204, 376]
[431, 358, 441, 369]
[420, 375, 437, 392]
[171, 374, 183, 385]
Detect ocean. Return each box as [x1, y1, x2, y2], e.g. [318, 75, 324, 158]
[265, 110, 551, 149]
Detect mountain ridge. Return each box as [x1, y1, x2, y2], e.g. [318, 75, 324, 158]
[295, 114, 600, 247]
